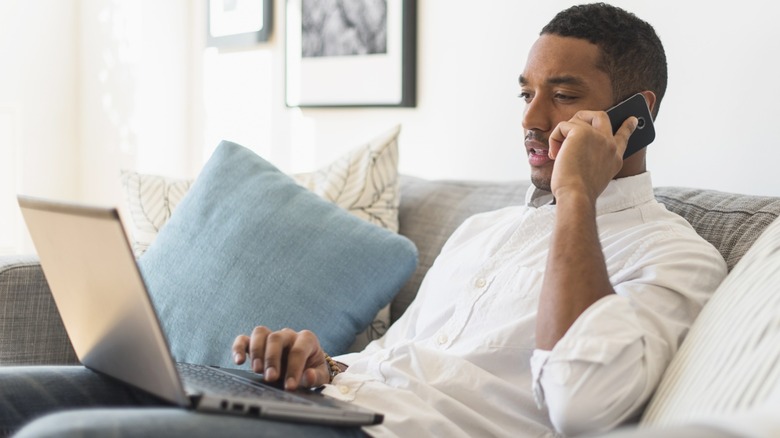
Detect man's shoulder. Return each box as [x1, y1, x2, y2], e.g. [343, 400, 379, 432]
[603, 199, 725, 259]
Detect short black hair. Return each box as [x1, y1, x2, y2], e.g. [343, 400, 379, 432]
[541, 3, 667, 118]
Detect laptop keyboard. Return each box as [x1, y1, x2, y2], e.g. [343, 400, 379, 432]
[176, 363, 312, 405]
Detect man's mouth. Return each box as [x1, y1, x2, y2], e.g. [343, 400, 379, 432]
[525, 131, 552, 166]
[526, 141, 552, 167]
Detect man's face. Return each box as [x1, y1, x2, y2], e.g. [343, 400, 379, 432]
[519, 34, 614, 191]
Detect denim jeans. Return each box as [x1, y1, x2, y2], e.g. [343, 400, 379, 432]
[0, 366, 368, 438]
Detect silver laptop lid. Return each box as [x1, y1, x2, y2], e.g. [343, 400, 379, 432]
[18, 195, 189, 407]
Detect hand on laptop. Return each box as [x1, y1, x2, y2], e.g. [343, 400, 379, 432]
[232, 326, 331, 391]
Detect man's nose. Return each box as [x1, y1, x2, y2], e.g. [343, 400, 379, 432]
[522, 98, 552, 133]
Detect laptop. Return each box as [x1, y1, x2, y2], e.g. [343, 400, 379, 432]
[17, 194, 383, 427]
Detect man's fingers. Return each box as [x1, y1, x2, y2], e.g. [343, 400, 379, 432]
[231, 334, 250, 365]
[234, 327, 326, 390]
[551, 111, 636, 159]
[248, 326, 273, 375]
[549, 111, 600, 159]
[262, 327, 298, 381]
[282, 330, 323, 390]
[548, 121, 571, 159]
[614, 116, 639, 154]
[572, 109, 601, 124]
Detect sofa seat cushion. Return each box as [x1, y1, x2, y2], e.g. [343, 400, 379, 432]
[640, 214, 780, 427]
[138, 141, 417, 368]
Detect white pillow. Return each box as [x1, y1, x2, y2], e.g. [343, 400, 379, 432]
[120, 125, 402, 350]
[640, 215, 780, 428]
[121, 173, 193, 255]
[121, 126, 400, 253]
[293, 126, 400, 233]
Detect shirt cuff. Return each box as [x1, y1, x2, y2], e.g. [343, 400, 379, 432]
[333, 351, 364, 368]
[531, 348, 552, 409]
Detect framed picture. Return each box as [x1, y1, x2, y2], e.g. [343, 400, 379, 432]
[285, 0, 416, 107]
[207, 0, 273, 47]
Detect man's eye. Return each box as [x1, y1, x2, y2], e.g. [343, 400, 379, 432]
[518, 92, 532, 103]
[555, 93, 576, 102]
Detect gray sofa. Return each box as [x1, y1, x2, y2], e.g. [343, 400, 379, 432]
[2, 175, 780, 435]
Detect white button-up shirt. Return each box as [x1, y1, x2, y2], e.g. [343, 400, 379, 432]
[327, 173, 727, 437]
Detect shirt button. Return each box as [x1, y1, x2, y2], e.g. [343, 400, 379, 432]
[339, 385, 350, 395]
[437, 334, 448, 345]
[475, 277, 487, 288]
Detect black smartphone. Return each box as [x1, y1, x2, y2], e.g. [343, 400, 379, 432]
[606, 93, 655, 159]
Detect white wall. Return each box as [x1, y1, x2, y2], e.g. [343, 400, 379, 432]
[642, 1, 779, 196]
[283, 0, 780, 197]
[4, 0, 780, 254]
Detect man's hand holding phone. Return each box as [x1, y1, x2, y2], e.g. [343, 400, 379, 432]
[547, 92, 653, 203]
[548, 110, 638, 204]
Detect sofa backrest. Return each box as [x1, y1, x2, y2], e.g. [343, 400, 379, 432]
[395, 176, 529, 322]
[395, 176, 780, 323]
[654, 187, 780, 271]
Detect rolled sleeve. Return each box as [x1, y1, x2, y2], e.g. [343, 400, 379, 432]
[532, 295, 651, 436]
[532, 220, 728, 436]
[542, 295, 646, 364]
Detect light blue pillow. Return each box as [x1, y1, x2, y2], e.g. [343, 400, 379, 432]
[138, 141, 418, 368]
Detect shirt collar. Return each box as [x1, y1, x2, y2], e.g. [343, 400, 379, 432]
[524, 172, 655, 214]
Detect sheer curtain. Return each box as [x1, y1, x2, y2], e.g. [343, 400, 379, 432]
[0, 109, 24, 255]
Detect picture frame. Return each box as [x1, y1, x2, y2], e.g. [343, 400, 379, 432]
[285, 0, 416, 108]
[207, 0, 273, 48]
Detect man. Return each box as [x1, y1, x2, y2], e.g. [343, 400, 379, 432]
[232, 3, 725, 436]
[1, 4, 726, 437]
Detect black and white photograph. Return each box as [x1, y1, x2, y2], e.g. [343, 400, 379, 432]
[301, 0, 387, 58]
[286, 0, 415, 107]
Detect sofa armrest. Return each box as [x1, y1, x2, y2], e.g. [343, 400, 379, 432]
[0, 255, 78, 365]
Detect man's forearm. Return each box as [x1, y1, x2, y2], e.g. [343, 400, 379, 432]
[536, 191, 615, 350]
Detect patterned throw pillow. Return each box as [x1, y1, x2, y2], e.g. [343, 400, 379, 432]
[121, 173, 193, 255]
[293, 127, 399, 233]
[121, 125, 401, 254]
[121, 126, 402, 350]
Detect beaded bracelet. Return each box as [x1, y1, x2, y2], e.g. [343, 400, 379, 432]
[324, 353, 341, 382]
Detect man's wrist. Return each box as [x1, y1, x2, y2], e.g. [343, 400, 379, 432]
[323, 353, 343, 383]
[553, 185, 599, 208]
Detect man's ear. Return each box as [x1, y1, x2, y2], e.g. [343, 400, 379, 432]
[640, 90, 657, 117]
